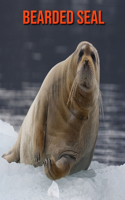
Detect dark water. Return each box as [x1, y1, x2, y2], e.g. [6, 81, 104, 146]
[0, 83, 125, 166]
[0, 0, 125, 89]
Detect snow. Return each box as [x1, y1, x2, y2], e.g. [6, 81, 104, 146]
[0, 119, 125, 200]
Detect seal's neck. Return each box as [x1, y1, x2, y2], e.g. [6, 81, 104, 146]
[68, 86, 98, 120]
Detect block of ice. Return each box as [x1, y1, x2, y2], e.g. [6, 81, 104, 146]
[48, 181, 59, 198]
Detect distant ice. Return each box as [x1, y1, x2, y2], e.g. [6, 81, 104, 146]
[0, 119, 125, 200]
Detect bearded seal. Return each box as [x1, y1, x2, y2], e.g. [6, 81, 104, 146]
[2, 41, 100, 180]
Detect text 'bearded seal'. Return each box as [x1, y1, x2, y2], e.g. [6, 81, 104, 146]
[2, 41, 101, 180]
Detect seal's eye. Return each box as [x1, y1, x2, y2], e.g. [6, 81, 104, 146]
[91, 52, 96, 64]
[78, 50, 84, 63]
[79, 50, 84, 58]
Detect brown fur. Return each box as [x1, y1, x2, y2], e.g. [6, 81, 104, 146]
[2, 41, 100, 180]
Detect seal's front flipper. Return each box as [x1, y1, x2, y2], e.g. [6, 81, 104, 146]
[43, 156, 73, 180]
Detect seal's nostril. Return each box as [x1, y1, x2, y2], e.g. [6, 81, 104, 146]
[84, 59, 90, 70]
[85, 59, 88, 64]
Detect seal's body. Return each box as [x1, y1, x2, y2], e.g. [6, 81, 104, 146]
[2, 41, 100, 180]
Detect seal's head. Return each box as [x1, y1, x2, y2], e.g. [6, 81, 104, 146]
[75, 41, 100, 93]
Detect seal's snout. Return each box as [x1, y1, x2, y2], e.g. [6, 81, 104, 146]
[84, 59, 89, 69]
[85, 58, 89, 64]
[84, 59, 89, 68]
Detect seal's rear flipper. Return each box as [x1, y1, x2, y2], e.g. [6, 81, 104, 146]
[2, 130, 21, 163]
[2, 150, 19, 163]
